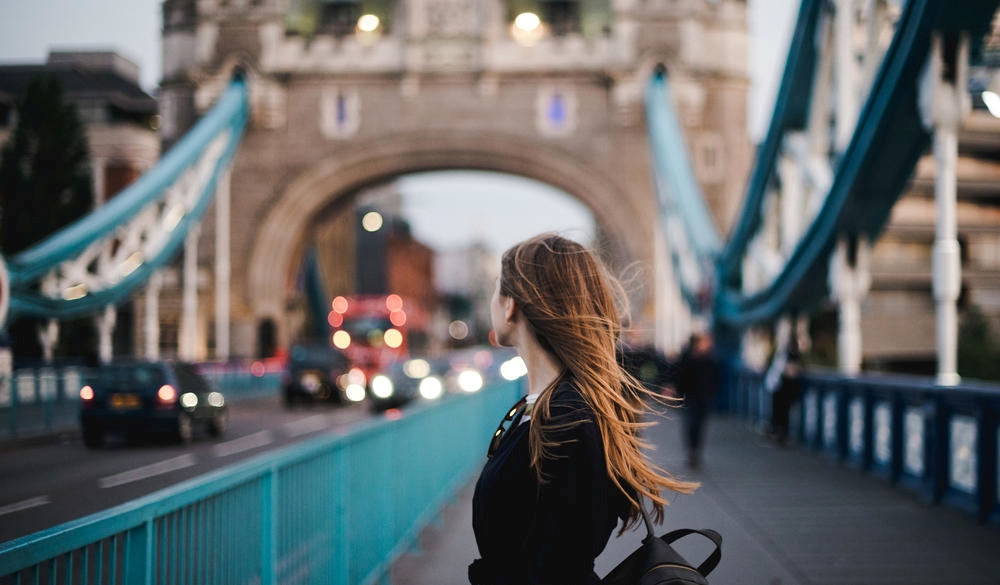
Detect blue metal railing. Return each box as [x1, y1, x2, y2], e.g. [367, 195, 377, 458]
[0, 380, 522, 584]
[0, 368, 82, 442]
[730, 369, 1000, 525]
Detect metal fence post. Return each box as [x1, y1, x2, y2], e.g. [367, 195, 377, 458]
[261, 467, 278, 585]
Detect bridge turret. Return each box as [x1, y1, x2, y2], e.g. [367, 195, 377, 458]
[630, 0, 751, 236]
[156, 0, 754, 359]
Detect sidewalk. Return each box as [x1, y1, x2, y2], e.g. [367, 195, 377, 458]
[391, 411, 1000, 585]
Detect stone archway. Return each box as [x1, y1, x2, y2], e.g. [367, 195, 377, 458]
[245, 129, 658, 347]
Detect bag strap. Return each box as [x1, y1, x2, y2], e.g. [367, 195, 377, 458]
[637, 498, 722, 578]
[638, 496, 657, 541]
[661, 528, 723, 577]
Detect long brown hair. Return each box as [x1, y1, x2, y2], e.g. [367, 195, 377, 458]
[500, 233, 698, 528]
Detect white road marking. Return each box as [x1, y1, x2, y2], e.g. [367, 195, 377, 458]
[0, 495, 51, 517]
[212, 430, 274, 458]
[283, 414, 329, 438]
[99, 454, 197, 488]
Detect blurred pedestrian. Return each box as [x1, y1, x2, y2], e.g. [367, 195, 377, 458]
[767, 347, 802, 445]
[469, 234, 698, 585]
[674, 332, 718, 469]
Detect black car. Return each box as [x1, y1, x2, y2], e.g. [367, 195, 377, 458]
[79, 361, 228, 448]
[283, 344, 355, 406]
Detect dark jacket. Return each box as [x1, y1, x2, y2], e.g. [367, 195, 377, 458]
[675, 348, 718, 409]
[470, 379, 629, 585]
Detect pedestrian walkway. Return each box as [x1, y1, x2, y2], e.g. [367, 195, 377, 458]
[391, 409, 1000, 585]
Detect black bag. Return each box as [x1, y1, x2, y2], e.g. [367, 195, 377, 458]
[602, 499, 722, 585]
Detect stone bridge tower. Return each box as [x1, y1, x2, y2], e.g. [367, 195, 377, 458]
[159, 0, 751, 357]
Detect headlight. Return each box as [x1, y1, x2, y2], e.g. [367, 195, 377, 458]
[179, 392, 198, 408]
[457, 370, 484, 393]
[403, 359, 430, 378]
[337, 368, 367, 391]
[419, 376, 443, 400]
[345, 384, 366, 402]
[371, 375, 394, 399]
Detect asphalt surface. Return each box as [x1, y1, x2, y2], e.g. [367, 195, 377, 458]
[391, 411, 1000, 585]
[0, 397, 371, 543]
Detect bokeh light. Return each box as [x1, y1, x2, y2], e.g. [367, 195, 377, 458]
[362, 211, 383, 232]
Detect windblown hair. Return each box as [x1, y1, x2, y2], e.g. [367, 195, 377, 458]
[499, 234, 698, 529]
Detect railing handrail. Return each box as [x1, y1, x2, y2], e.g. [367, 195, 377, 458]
[798, 369, 1000, 397]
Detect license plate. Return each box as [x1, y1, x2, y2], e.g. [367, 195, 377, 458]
[110, 393, 141, 410]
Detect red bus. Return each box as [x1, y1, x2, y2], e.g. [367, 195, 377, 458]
[327, 294, 427, 385]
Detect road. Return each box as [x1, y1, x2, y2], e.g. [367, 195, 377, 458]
[0, 396, 373, 544]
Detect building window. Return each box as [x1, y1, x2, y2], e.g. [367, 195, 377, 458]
[695, 133, 725, 184]
[321, 0, 361, 37]
[507, 0, 610, 38]
[286, 0, 395, 39]
[104, 162, 142, 202]
[321, 87, 361, 138]
[0, 100, 11, 128]
[547, 93, 566, 126]
[541, 0, 580, 36]
[535, 85, 577, 137]
[159, 92, 177, 141]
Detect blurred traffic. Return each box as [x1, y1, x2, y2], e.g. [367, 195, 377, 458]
[79, 360, 228, 448]
[280, 343, 526, 414]
[368, 347, 526, 411]
[282, 343, 355, 406]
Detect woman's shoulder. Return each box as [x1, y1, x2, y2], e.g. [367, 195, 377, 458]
[547, 377, 594, 422]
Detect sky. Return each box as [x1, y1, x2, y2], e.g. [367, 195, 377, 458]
[0, 0, 799, 255]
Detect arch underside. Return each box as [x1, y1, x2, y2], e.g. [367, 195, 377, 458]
[245, 130, 658, 342]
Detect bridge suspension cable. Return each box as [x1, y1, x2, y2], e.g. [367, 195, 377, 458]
[644, 67, 721, 316]
[3, 77, 250, 323]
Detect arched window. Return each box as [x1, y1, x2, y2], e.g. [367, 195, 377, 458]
[320, 87, 361, 139]
[541, 0, 579, 36]
[285, 0, 396, 39]
[507, 0, 611, 38]
[536, 85, 577, 137]
[321, 0, 362, 37]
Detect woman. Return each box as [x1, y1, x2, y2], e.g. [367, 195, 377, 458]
[469, 234, 698, 585]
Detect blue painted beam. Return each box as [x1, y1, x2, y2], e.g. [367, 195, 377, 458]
[6, 78, 250, 320]
[645, 68, 722, 312]
[715, 0, 998, 329]
[718, 0, 824, 280]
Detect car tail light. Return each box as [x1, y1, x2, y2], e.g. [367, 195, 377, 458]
[80, 385, 95, 401]
[157, 384, 177, 403]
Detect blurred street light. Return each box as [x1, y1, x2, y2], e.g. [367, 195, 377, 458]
[362, 211, 384, 232]
[357, 14, 380, 33]
[449, 320, 469, 340]
[512, 12, 543, 46]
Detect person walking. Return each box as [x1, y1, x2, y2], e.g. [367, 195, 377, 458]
[674, 332, 719, 469]
[469, 234, 698, 585]
[767, 348, 802, 445]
